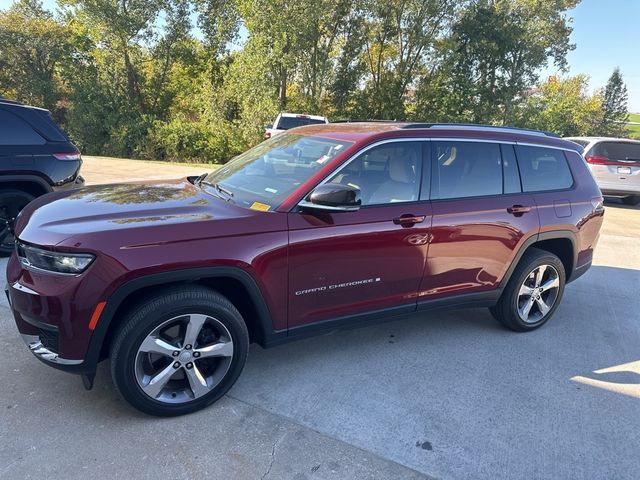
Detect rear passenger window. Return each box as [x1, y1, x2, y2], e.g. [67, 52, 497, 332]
[431, 141, 502, 199]
[0, 109, 45, 145]
[516, 146, 573, 192]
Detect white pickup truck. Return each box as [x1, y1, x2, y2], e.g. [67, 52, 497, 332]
[264, 113, 329, 139]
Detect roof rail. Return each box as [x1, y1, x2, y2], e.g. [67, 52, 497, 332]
[401, 123, 560, 138]
[331, 119, 405, 124]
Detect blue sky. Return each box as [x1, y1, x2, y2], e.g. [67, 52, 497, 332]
[545, 0, 640, 112]
[2, 0, 638, 112]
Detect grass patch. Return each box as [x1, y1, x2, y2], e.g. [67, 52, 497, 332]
[626, 113, 640, 139]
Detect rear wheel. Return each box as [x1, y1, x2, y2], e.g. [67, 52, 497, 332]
[0, 189, 35, 256]
[490, 248, 565, 332]
[110, 286, 249, 416]
[622, 195, 640, 206]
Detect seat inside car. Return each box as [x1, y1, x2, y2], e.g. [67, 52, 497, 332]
[368, 147, 419, 204]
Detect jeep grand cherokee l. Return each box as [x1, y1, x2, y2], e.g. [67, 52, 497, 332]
[7, 123, 604, 416]
[0, 99, 84, 255]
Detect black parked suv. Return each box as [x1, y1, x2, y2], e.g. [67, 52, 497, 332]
[0, 99, 84, 254]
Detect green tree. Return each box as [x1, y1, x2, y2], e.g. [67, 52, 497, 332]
[358, 0, 456, 120]
[518, 75, 602, 137]
[0, 0, 75, 119]
[238, 0, 313, 111]
[416, 0, 578, 125]
[597, 67, 629, 137]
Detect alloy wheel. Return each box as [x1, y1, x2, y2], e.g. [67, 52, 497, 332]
[516, 264, 560, 324]
[134, 313, 234, 404]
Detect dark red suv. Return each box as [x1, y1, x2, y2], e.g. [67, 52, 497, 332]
[7, 123, 604, 416]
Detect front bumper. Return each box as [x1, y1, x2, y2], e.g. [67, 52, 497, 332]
[5, 251, 114, 375]
[7, 280, 92, 373]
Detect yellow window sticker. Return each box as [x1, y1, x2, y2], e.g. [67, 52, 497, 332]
[250, 202, 271, 212]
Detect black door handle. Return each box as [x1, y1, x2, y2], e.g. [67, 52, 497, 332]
[507, 205, 531, 216]
[393, 214, 426, 227]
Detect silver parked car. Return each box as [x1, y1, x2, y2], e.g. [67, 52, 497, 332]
[565, 137, 640, 205]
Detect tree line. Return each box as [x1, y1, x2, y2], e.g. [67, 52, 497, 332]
[0, 0, 632, 164]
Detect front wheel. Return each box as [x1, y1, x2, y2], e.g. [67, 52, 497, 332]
[110, 286, 249, 416]
[490, 248, 566, 332]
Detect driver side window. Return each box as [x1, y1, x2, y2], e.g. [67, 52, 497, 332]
[328, 142, 423, 206]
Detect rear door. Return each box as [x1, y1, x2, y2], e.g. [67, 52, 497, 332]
[418, 140, 539, 303]
[287, 140, 432, 328]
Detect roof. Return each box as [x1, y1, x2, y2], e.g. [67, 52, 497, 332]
[291, 122, 581, 151]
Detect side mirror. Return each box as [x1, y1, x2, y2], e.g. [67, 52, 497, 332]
[299, 184, 361, 212]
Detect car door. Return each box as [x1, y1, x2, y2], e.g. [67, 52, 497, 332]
[287, 140, 433, 328]
[418, 140, 540, 304]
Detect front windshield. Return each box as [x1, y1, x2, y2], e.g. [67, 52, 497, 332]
[203, 133, 352, 210]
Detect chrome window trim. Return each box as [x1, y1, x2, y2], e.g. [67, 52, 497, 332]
[315, 137, 429, 188]
[293, 136, 579, 211]
[431, 138, 515, 145]
[516, 141, 579, 153]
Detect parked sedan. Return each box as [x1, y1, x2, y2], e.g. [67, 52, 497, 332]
[565, 136, 640, 205]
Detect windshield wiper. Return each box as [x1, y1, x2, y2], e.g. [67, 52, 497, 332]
[215, 183, 234, 197]
[200, 180, 235, 201]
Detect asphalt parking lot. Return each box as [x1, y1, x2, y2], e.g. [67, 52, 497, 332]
[1, 158, 639, 479]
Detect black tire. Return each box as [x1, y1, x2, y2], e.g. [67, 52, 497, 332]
[110, 285, 249, 416]
[0, 189, 35, 256]
[622, 195, 640, 206]
[490, 248, 566, 332]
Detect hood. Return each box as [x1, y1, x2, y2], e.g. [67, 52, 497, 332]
[15, 178, 278, 249]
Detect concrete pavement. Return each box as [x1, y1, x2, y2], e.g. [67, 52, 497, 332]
[1, 157, 639, 479]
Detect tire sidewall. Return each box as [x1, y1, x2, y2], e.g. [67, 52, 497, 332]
[112, 292, 249, 416]
[0, 189, 36, 255]
[508, 253, 566, 330]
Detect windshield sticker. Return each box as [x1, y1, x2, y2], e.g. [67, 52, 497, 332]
[264, 187, 278, 194]
[250, 201, 271, 212]
[295, 277, 382, 296]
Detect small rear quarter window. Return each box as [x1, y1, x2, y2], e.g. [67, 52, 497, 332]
[0, 109, 46, 145]
[515, 146, 573, 192]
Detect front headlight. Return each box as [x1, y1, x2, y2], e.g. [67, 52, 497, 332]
[17, 242, 95, 274]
